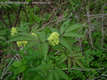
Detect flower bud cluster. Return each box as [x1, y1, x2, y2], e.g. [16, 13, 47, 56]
[17, 41, 28, 47]
[11, 27, 17, 36]
[48, 32, 59, 46]
[11, 27, 28, 47]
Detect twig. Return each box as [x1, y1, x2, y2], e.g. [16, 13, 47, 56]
[0, 1, 51, 5]
[87, 10, 94, 48]
[91, 73, 107, 80]
[62, 67, 105, 71]
[0, 54, 20, 80]
[84, 13, 107, 18]
[23, 7, 29, 22]
[7, 12, 12, 28]
[101, 6, 105, 48]
[0, 57, 15, 80]
[79, 38, 84, 55]
[39, 12, 72, 31]
[14, 5, 22, 27]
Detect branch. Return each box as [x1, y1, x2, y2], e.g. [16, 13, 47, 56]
[7, 12, 12, 28]
[0, 57, 15, 80]
[101, 5, 105, 48]
[84, 13, 107, 18]
[86, 7, 94, 48]
[14, 5, 22, 27]
[0, 1, 51, 5]
[62, 67, 105, 71]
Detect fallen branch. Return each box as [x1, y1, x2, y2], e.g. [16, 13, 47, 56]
[0, 57, 15, 80]
[0, 1, 51, 5]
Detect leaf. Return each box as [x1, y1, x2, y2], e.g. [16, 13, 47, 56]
[56, 54, 67, 65]
[60, 37, 72, 53]
[65, 23, 83, 33]
[43, 13, 51, 21]
[26, 0, 32, 2]
[48, 72, 54, 80]
[38, 31, 46, 42]
[54, 71, 60, 80]
[41, 42, 49, 60]
[12, 61, 22, 67]
[34, 15, 42, 23]
[0, 36, 5, 41]
[0, 30, 7, 35]
[15, 66, 26, 75]
[30, 41, 48, 59]
[68, 57, 71, 72]
[63, 32, 83, 38]
[74, 58, 85, 68]
[9, 33, 38, 42]
[56, 69, 68, 80]
[12, 61, 26, 75]
[35, 63, 52, 72]
[50, 27, 58, 32]
[60, 20, 71, 34]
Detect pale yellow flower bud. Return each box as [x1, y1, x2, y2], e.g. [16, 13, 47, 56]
[31, 33, 37, 37]
[17, 41, 28, 47]
[48, 32, 59, 46]
[11, 27, 17, 36]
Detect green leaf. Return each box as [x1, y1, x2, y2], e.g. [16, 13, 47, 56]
[10, 32, 38, 42]
[34, 15, 42, 23]
[74, 59, 85, 68]
[12, 61, 22, 67]
[63, 32, 83, 38]
[60, 37, 72, 53]
[41, 42, 49, 60]
[0, 36, 5, 41]
[12, 61, 26, 75]
[65, 23, 83, 32]
[60, 20, 71, 34]
[56, 69, 68, 80]
[15, 66, 26, 75]
[68, 57, 71, 72]
[56, 54, 67, 65]
[43, 13, 51, 21]
[26, 0, 32, 2]
[38, 31, 46, 42]
[54, 71, 60, 80]
[48, 72, 54, 80]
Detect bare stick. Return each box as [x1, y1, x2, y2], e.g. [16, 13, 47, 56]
[101, 6, 105, 48]
[0, 54, 20, 80]
[79, 38, 84, 55]
[7, 12, 12, 28]
[0, 1, 51, 5]
[84, 13, 107, 18]
[62, 67, 104, 71]
[87, 9, 94, 48]
[0, 57, 15, 80]
[14, 5, 22, 27]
